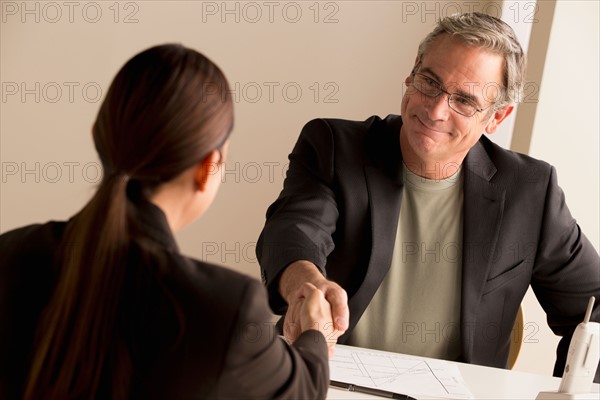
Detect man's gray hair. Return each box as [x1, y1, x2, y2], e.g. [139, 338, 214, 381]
[417, 12, 526, 106]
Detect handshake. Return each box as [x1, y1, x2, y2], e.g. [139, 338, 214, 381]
[280, 260, 350, 357]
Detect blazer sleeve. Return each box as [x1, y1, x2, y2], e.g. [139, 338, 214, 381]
[213, 279, 329, 399]
[256, 119, 339, 313]
[530, 166, 600, 381]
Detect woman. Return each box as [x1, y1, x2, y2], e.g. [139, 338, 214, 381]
[0, 44, 335, 399]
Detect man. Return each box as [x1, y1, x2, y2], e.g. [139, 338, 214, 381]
[257, 12, 600, 380]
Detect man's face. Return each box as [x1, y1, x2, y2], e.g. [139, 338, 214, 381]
[400, 34, 513, 169]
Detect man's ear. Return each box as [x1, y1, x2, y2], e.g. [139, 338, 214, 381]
[193, 150, 221, 192]
[485, 104, 514, 134]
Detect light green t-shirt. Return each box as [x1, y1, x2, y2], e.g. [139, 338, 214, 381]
[347, 164, 463, 360]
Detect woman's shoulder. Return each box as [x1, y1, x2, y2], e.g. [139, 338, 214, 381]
[172, 257, 278, 361]
[0, 220, 68, 264]
[180, 256, 264, 300]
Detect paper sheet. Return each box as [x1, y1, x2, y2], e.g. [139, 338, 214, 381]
[330, 345, 474, 399]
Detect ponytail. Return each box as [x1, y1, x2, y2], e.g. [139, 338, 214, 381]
[25, 174, 132, 400]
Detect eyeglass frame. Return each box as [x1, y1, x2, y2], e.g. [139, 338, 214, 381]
[408, 71, 499, 117]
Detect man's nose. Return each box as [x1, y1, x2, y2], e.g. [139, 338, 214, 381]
[424, 92, 451, 121]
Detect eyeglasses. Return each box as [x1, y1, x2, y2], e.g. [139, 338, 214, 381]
[409, 73, 495, 117]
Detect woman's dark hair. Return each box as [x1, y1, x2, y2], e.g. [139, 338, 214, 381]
[23, 44, 233, 400]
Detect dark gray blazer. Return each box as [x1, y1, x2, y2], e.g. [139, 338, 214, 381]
[257, 114, 600, 380]
[0, 199, 329, 399]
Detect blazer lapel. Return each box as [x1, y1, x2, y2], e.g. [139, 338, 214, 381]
[460, 140, 506, 361]
[344, 116, 404, 338]
[347, 167, 404, 321]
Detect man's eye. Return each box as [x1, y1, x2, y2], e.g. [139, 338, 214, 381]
[453, 96, 475, 106]
[423, 76, 438, 87]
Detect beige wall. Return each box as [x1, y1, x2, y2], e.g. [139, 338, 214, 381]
[1, 0, 597, 378]
[0, 0, 440, 265]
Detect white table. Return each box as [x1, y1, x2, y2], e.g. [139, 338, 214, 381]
[328, 351, 600, 399]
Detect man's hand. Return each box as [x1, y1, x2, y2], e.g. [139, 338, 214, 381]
[280, 260, 349, 354]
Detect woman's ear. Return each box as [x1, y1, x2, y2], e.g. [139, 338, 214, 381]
[193, 150, 221, 192]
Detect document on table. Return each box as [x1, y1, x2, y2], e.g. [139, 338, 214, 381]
[330, 345, 474, 399]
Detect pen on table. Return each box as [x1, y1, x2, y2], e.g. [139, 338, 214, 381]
[330, 380, 418, 400]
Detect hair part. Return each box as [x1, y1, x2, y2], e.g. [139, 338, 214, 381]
[416, 12, 526, 106]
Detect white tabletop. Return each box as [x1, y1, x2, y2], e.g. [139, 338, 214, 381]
[327, 351, 600, 399]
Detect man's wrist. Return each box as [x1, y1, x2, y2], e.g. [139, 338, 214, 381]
[279, 260, 324, 303]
